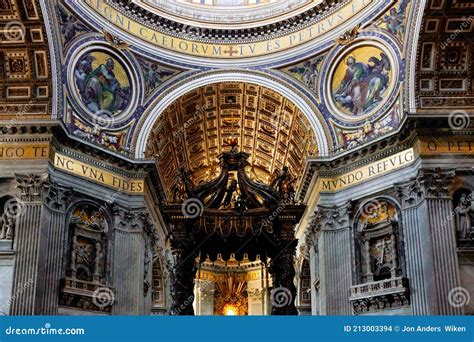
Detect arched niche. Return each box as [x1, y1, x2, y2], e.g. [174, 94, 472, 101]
[66, 203, 111, 284]
[353, 198, 406, 284]
[0, 195, 20, 244]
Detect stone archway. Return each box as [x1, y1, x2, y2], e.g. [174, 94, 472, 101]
[134, 70, 331, 159]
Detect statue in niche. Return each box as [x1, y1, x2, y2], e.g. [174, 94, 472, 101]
[455, 192, 474, 240]
[370, 236, 395, 279]
[0, 214, 14, 240]
[68, 205, 107, 283]
[356, 200, 399, 283]
[0, 197, 17, 241]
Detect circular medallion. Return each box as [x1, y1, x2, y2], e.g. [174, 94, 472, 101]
[73, 50, 131, 117]
[324, 40, 398, 121]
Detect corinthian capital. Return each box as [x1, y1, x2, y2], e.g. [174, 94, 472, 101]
[14, 173, 48, 203]
[314, 202, 351, 231]
[43, 179, 72, 212]
[421, 168, 455, 198]
[395, 168, 455, 208]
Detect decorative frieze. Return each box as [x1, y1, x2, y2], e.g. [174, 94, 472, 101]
[53, 152, 145, 194]
[0, 143, 49, 160]
[317, 148, 415, 192]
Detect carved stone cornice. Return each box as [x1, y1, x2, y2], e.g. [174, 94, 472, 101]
[14, 173, 49, 203]
[299, 120, 416, 202]
[0, 123, 56, 136]
[43, 179, 72, 212]
[395, 168, 455, 208]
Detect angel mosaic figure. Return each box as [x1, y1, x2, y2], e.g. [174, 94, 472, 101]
[288, 56, 324, 92]
[383, 0, 409, 37]
[58, 5, 88, 43]
[141, 61, 175, 91]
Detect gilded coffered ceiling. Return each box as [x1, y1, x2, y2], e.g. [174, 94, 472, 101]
[146, 82, 318, 197]
[0, 0, 51, 121]
[415, 0, 474, 111]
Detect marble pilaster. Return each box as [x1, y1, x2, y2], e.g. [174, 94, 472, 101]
[10, 174, 48, 315]
[313, 202, 352, 315]
[395, 168, 462, 315]
[34, 180, 72, 315]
